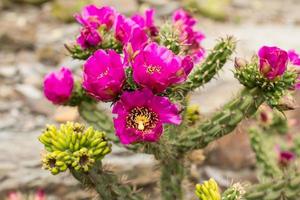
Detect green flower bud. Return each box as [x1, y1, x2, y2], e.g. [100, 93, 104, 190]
[195, 179, 221, 200]
[42, 151, 69, 175]
[234, 58, 298, 107]
[39, 122, 111, 174]
[186, 104, 201, 125]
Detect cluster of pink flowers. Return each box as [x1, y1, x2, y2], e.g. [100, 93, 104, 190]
[258, 46, 300, 89]
[172, 9, 205, 63]
[43, 6, 206, 144]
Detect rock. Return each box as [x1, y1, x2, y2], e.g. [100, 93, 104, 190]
[201, 166, 257, 188]
[15, 84, 42, 100]
[51, 0, 90, 23]
[2, 0, 51, 6]
[0, 66, 17, 78]
[184, 0, 229, 21]
[36, 46, 64, 66]
[140, 0, 170, 6]
[93, 0, 139, 15]
[0, 11, 37, 51]
[53, 106, 79, 122]
[27, 99, 55, 116]
[0, 85, 18, 100]
[155, 1, 180, 16]
[205, 129, 255, 170]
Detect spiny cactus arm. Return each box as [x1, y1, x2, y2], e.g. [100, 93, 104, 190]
[78, 102, 116, 141]
[177, 87, 265, 152]
[160, 158, 185, 200]
[71, 161, 143, 200]
[166, 36, 236, 101]
[221, 183, 245, 200]
[248, 127, 281, 178]
[244, 173, 300, 200]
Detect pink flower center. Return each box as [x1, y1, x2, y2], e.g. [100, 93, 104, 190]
[126, 107, 158, 131]
[147, 65, 161, 74]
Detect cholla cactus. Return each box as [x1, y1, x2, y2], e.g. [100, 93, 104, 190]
[38, 3, 300, 200]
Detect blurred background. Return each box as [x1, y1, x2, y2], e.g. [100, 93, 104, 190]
[0, 0, 300, 199]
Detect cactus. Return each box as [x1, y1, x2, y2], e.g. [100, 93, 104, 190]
[38, 4, 300, 200]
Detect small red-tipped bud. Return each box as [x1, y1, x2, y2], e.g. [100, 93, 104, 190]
[234, 57, 248, 70]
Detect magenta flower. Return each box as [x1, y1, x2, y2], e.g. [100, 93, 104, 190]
[112, 88, 181, 144]
[75, 5, 116, 29]
[132, 42, 193, 93]
[131, 9, 158, 37]
[172, 9, 205, 62]
[115, 14, 137, 44]
[82, 49, 125, 102]
[278, 150, 295, 167]
[43, 67, 74, 104]
[258, 46, 288, 80]
[124, 27, 149, 64]
[288, 49, 300, 66]
[76, 25, 102, 49]
[173, 9, 197, 27]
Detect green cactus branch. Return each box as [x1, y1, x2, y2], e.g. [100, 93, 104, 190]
[177, 87, 265, 152]
[166, 36, 236, 101]
[244, 173, 300, 200]
[160, 158, 185, 200]
[248, 127, 281, 178]
[70, 161, 143, 200]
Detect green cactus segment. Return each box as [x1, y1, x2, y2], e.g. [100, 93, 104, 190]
[244, 173, 300, 200]
[167, 36, 236, 101]
[235, 59, 297, 107]
[178, 87, 264, 151]
[159, 22, 181, 55]
[221, 183, 245, 200]
[39, 122, 111, 174]
[66, 81, 94, 107]
[195, 179, 221, 200]
[248, 128, 281, 178]
[70, 161, 143, 200]
[78, 102, 116, 140]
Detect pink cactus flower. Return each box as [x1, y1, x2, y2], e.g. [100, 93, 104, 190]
[278, 150, 295, 167]
[82, 49, 125, 102]
[132, 42, 194, 93]
[43, 67, 74, 104]
[173, 9, 197, 27]
[172, 9, 205, 63]
[112, 88, 181, 144]
[7, 192, 21, 200]
[75, 5, 116, 29]
[76, 25, 102, 49]
[35, 189, 46, 200]
[131, 9, 159, 37]
[124, 27, 149, 64]
[258, 46, 288, 80]
[115, 14, 138, 44]
[288, 49, 300, 66]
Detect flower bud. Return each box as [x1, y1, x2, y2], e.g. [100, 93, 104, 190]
[43, 67, 74, 105]
[234, 57, 248, 70]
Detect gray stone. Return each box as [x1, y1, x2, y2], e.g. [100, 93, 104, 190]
[0, 66, 17, 78]
[15, 84, 42, 99]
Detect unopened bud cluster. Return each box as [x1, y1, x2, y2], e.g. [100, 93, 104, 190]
[195, 179, 221, 200]
[39, 122, 111, 175]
